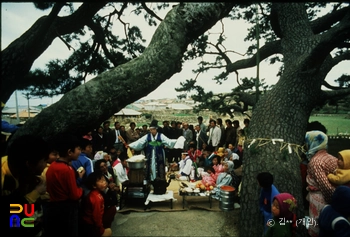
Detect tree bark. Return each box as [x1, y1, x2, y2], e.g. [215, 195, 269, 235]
[239, 3, 333, 236]
[10, 3, 235, 140]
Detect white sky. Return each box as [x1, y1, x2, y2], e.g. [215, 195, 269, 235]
[2, 3, 349, 107]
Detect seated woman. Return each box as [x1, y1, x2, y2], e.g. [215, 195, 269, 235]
[172, 152, 192, 181]
[201, 155, 223, 186]
[212, 161, 235, 200]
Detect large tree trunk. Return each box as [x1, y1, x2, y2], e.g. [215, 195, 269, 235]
[239, 3, 330, 236]
[10, 3, 235, 140]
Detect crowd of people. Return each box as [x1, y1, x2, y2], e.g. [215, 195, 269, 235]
[2, 116, 349, 237]
[258, 129, 350, 237]
[1, 116, 248, 237]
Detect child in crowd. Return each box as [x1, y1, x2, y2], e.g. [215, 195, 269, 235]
[80, 172, 112, 237]
[45, 133, 85, 237]
[94, 159, 118, 225]
[188, 143, 202, 163]
[318, 185, 350, 237]
[71, 138, 94, 196]
[201, 166, 217, 186]
[216, 147, 225, 159]
[212, 155, 224, 174]
[264, 193, 297, 237]
[327, 149, 350, 187]
[212, 161, 234, 200]
[237, 129, 246, 153]
[257, 172, 280, 234]
[40, 144, 60, 236]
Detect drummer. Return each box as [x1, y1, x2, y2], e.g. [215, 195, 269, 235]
[172, 152, 193, 181]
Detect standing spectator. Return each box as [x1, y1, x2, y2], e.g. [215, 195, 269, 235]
[162, 120, 171, 137]
[194, 124, 208, 151]
[223, 119, 236, 148]
[197, 116, 207, 134]
[243, 118, 250, 137]
[168, 121, 182, 163]
[92, 126, 108, 153]
[45, 133, 84, 237]
[126, 122, 140, 144]
[109, 122, 124, 153]
[305, 130, 338, 237]
[182, 122, 193, 151]
[216, 118, 225, 147]
[207, 119, 221, 151]
[71, 138, 94, 196]
[232, 120, 241, 146]
[140, 124, 149, 137]
[119, 125, 128, 146]
[103, 121, 112, 145]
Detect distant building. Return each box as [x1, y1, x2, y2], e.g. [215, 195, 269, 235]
[113, 108, 142, 120]
[126, 103, 144, 111]
[144, 102, 167, 111]
[167, 103, 192, 110]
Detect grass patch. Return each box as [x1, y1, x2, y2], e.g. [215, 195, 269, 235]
[309, 115, 350, 135]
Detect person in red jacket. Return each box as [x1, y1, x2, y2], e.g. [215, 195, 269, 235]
[45, 133, 85, 237]
[80, 172, 113, 237]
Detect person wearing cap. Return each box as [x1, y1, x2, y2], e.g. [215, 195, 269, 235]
[127, 120, 185, 182]
[171, 152, 193, 180]
[327, 149, 350, 187]
[264, 193, 297, 237]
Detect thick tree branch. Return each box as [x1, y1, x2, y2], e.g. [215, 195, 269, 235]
[141, 2, 163, 22]
[310, 6, 349, 34]
[226, 40, 282, 72]
[305, 9, 350, 69]
[86, 19, 120, 67]
[321, 87, 350, 101]
[322, 51, 350, 74]
[11, 2, 235, 139]
[1, 2, 108, 104]
[322, 81, 344, 90]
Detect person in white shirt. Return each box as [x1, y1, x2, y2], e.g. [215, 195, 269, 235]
[114, 156, 129, 187]
[207, 119, 221, 150]
[172, 152, 193, 180]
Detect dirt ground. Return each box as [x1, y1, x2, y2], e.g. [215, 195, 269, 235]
[112, 209, 240, 236]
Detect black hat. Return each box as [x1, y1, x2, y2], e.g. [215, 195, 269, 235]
[149, 120, 159, 128]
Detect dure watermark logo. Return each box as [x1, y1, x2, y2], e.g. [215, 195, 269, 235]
[9, 204, 35, 228]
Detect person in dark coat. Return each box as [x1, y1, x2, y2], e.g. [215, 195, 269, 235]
[319, 185, 350, 237]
